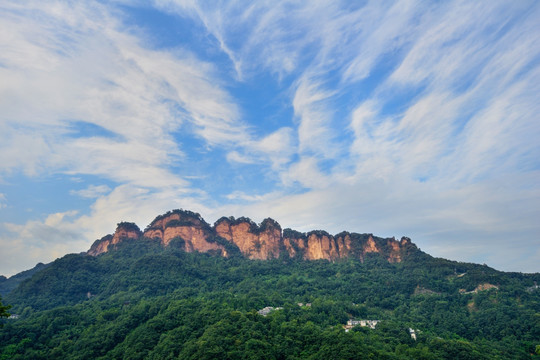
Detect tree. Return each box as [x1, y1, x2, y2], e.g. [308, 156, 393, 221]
[0, 296, 11, 325]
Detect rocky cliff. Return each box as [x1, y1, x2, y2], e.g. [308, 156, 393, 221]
[88, 222, 142, 256]
[87, 209, 417, 263]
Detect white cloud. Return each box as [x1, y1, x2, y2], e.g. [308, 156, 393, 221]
[227, 127, 296, 169]
[347, 1, 540, 187]
[0, 0, 248, 191]
[251, 127, 295, 169]
[43, 210, 79, 227]
[281, 157, 331, 189]
[226, 151, 254, 165]
[70, 185, 112, 198]
[1, 211, 86, 277]
[225, 191, 268, 202]
[340, 0, 419, 83]
[292, 77, 338, 158]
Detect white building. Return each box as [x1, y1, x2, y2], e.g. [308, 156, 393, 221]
[344, 319, 380, 331]
[257, 306, 282, 316]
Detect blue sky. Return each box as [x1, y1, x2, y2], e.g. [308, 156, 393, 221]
[1, 0, 539, 276]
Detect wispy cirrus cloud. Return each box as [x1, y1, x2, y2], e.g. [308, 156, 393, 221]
[177, 0, 540, 272]
[350, 0, 540, 187]
[0, 0, 249, 190]
[70, 185, 111, 199]
[1, 0, 539, 276]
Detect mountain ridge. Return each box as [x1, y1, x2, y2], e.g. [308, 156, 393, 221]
[88, 209, 417, 263]
[2, 210, 539, 359]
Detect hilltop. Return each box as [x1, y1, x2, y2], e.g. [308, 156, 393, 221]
[88, 209, 416, 263]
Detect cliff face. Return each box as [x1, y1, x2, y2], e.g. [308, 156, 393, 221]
[87, 209, 417, 263]
[142, 211, 226, 254]
[87, 222, 142, 256]
[214, 217, 282, 260]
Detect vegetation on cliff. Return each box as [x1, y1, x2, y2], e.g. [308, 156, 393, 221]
[116, 222, 142, 233]
[145, 209, 209, 232]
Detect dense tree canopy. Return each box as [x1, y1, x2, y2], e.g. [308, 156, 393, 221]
[0, 239, 539, 359]
[0, 297, 9, 319]
[0, 296, 10, 330]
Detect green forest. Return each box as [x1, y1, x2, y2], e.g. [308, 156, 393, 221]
[1, 237, 539, 359]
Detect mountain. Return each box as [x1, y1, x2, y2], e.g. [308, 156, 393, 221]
[0, 262, 50, 296]
[1, 209, 539, 359]
[88, 209, 415, 263]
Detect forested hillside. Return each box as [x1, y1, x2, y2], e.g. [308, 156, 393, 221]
[0, 262, 50, 296]
[1, 238, 539, 359]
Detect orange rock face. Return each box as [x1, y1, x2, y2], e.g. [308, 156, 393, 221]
[387, 239, 402, 263]
[163, 226, 222, 253]
[215, 218, 281, 259]
[364, 236, 379, 253]
[303, 233, 339, 260]
[88, 223, 142, 256]
[111, 227, 140, 245]
[144, 229, 163, 241]
[88, 209, 416, 263]
[87, 235, 113, 256]
[142, 212, 225, 254]
[335, 233, 352, 258]
[283, 237, 298, 257]
[147, 213, 182, 232]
